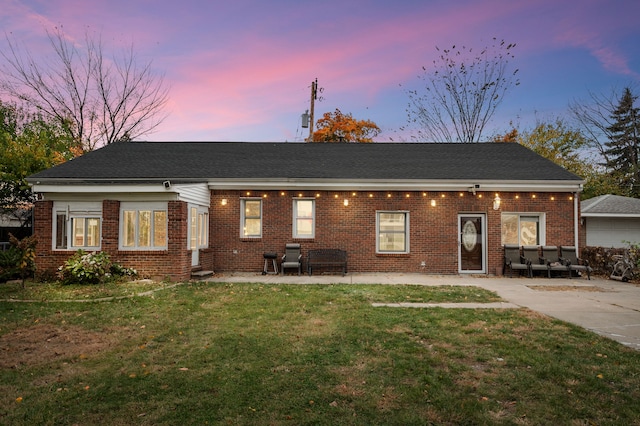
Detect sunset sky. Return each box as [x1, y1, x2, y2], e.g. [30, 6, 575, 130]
[1, 0, 639, 142]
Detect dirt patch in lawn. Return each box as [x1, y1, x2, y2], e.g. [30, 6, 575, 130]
[0, 323, 117, 369]
[527, 285, 611, 292]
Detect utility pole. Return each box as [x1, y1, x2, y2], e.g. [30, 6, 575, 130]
[308, 78, 318, 141]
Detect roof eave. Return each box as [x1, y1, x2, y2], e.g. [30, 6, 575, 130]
[581, 213, 640, 218]
[30, 179, 584, 194]
[207, 178, 584, 192]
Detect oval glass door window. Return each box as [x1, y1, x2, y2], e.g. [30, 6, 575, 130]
[462, 220, 477, 251]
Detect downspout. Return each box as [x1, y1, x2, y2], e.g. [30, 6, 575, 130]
[573, 184, 582, 250]
[574, 189, 580, 252]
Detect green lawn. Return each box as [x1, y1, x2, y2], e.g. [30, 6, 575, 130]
[1, 281, 639, 425]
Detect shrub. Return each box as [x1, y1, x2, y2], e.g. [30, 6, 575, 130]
[0, 234, 37, 285]
[58, 250, 136, 285]
[0, 247, 21, 282]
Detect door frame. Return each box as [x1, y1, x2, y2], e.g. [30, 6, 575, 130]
[458, 213, 487, 274]
[188, 204, 209, 267]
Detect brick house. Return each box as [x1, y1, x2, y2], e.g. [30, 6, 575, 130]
[26, 142, 583, 281]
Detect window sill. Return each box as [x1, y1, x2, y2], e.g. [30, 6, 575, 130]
[376, 252, 410, 257]
[117, 248, 168, 253]
[53, 247, 102, 252]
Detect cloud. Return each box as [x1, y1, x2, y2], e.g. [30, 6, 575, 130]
[4, 0, 640, 142]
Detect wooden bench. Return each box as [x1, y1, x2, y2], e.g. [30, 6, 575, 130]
[307, 249, 347, 276]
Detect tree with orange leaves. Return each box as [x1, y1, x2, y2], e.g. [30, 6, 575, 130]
[311, 108, 381, 143]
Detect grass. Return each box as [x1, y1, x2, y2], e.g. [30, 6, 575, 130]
[1, 281, 639, 425]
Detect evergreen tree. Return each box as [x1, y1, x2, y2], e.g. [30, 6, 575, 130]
[604, 88, 640, 197]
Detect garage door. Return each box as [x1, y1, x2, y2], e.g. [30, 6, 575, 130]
[586, 218, 640, 247]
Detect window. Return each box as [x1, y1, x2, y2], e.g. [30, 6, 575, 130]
[120, 203, 168, 250]
[53, 202, 102, 250]
[188, 205, 209, 249]
[377, 211, 409, 253]
[198, 212, 209, 247]
[293, 199, 315, 238]
[241, 199, 262, 238]
[501, 213, 544, 246]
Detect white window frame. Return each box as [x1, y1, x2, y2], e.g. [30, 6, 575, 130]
[293, 198, 315, 239]
[188, 205, 209, 250]
[241, 198, 262, 238]
[376, 211, 409, 254]
[500, 212, 546, 246]
[52, 202, 102, 250]
[119, 202, 168, 250]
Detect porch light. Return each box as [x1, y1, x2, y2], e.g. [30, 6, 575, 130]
[430, 199, 436, 207]
[343, 199, 349, 206]
[493, 194, 501, 210]
[221, 199, 228, 206]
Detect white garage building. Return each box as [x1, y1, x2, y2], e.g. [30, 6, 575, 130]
[582, 194, 640, 248]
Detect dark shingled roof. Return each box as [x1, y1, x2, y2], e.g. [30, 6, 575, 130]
[27, 141, 582, 184]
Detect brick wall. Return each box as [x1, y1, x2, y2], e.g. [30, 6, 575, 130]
[209, 190, 578, 275]
[32, 190, 578, 279]
[33, 199, 192, 282]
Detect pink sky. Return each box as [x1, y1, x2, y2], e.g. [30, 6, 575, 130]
[1, 0, 638, 142]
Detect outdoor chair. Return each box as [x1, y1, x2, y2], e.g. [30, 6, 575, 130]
[522, 246, 549, 277]
[503, 244, 530, 277]
[541, 245, 570, 278]
[281, 243, 302, 275]
[559, 246, 592, 280]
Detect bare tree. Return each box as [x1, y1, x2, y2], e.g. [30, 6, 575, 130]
[1, 27, 169, 150]
[569, 85, 638, 163]
[404, 38, 519, 143]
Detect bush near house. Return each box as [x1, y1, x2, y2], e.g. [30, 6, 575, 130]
[0, 234, 36, 284]
[57, 250, 137, 285]
[0, 247, 21, 282]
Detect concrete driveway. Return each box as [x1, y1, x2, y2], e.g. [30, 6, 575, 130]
[206, 272, 640, 350]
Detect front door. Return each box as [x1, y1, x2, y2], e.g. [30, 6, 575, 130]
[190, 207, 199, 267]
[189, 206, 209, 267]
[459, 214, 486, 273]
